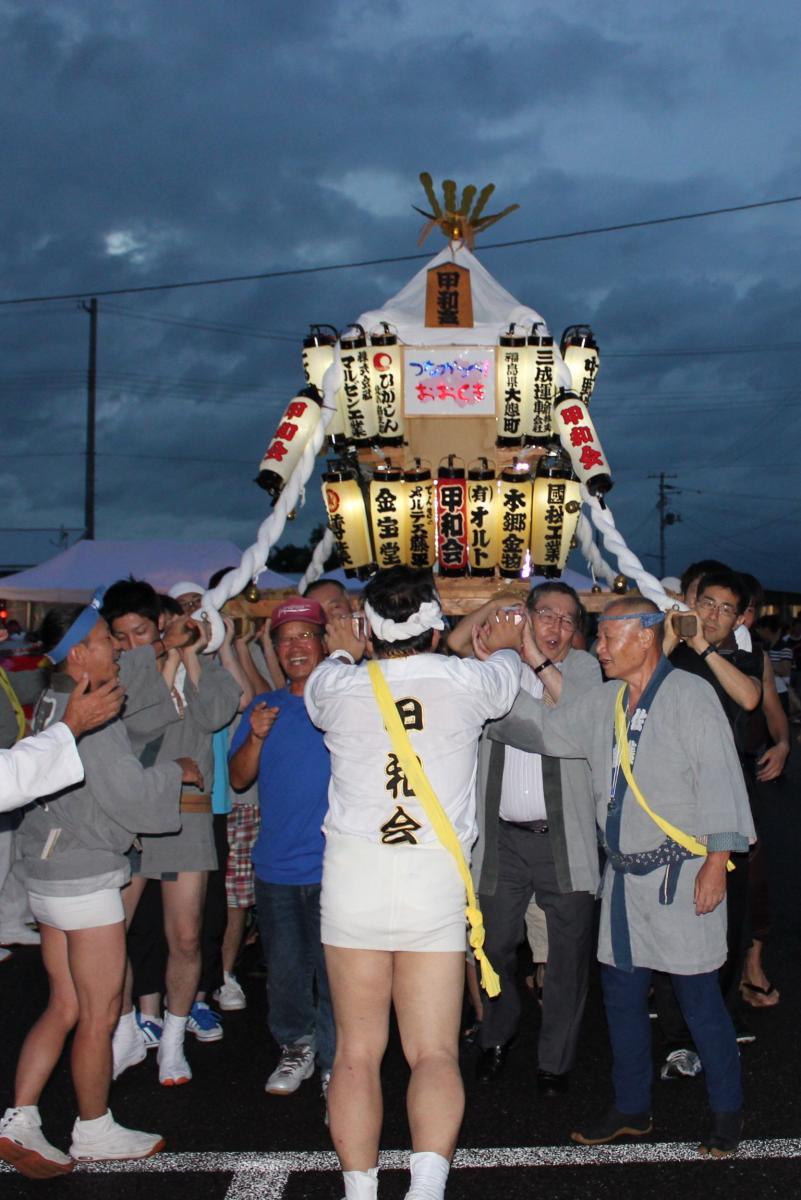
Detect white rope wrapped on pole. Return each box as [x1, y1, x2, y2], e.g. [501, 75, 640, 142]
[580, 486, 684, 611]
[198, 354, 342, 651]
[298, 526, 336, 595]
[575, 512, 617, 588]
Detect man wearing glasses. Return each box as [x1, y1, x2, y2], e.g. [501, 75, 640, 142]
[228, 598, 334, 1108]
[453, 584, 602, 1095]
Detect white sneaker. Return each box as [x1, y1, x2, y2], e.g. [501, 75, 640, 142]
[0, 1106, 74, 1179]
[213, 972, 247, 1011]
[265, 1044, 315, 1095]
[0, 926, 41, 947]
[70, 1110, 164, 1163]
[112, 1015, 147, 1080]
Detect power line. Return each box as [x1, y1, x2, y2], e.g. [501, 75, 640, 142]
[102, 304, 297, 342]
[1, 193, 799, 306]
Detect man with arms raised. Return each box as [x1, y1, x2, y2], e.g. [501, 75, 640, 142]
[481, 596, 755, 1156]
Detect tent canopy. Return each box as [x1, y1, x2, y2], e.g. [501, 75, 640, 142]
[0, 540, 294, 603]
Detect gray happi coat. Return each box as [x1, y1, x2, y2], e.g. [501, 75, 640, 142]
[488, 665, 756, 974]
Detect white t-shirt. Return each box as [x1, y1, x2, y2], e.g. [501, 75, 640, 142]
[306, 650, 521, 847]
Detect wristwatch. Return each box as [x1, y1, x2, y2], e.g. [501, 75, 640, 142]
[533, 658, 554, 675]
[699, 644, 717, 660]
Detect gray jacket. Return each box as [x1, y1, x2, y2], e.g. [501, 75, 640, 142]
[473, 648, 602, 897]
[20, 675, 182, 885]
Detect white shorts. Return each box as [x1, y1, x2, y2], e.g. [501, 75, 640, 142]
[27, 887, 124, 932]
[321, 831, 467, 952]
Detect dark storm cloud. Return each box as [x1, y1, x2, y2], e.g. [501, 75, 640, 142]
[2, 0, 800, 588]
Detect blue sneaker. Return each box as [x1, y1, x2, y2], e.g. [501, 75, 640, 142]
[136, 1013, 163, 1050]
[186, 1002, 223, 1043]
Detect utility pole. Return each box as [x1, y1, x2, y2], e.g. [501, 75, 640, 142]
[649, 472, 680, 578]
[81, 297, 98, 540]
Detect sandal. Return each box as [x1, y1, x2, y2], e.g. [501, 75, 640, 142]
[739, 980, 780, 1008]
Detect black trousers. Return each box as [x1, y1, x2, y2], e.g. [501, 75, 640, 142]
[478, 821, 596, 1075]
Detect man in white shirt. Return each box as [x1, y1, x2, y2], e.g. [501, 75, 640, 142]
[454, 584, 602, 1094]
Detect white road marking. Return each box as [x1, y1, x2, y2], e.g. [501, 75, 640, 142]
[2, 1141, 800, 1196]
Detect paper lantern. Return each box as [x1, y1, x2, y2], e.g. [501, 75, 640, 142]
[369, 463, 408, 570]
[498, 461, 533, 578]
[404, 460, 436, 569]
[370, 326, 405, 447]
[495, 326, 527, 446]
[551, 390, 613, 499]
[302, 325, 347, 445]
[321, 466, 376, 579]
[560, 325, 600, 406]
[530, 449, 582, 577]
[525, 327, 555, 446]
[466, 459, 500, 577]
[340, 326, 379, 446]
[436, 456, 469, 576]
[256, 387, 322, 502]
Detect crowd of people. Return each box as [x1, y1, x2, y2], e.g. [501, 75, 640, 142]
[0, 558, 797, 1198]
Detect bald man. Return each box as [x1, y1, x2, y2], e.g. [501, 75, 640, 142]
[480, 597, 755, 1157]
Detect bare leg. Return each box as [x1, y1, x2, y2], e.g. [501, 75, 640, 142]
[161, 872, 207, 1016]
[741, 939, 780, 1005]
[464, 958, 483, 1027]
[14, 925, 79, 1105]
[221, 907, 248, 977]
[324, 945, 393, 1172]
[119, 874, 147, 1016]
[67, 922, 126, 1119]
[392, 951, 464, 1159]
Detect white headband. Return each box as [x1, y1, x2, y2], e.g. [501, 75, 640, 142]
[168, 580, 205, 600]
[363, 598, 445, 643]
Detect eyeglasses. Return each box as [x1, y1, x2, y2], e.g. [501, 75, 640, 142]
[697, 597, 738, 619]
[531, 608, 577, 631]
[275, 631, 322, 644]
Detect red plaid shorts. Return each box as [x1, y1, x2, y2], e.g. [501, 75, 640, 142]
[225, 804, 260, 908]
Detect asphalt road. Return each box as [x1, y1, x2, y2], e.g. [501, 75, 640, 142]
[2, 742, 799, 1199]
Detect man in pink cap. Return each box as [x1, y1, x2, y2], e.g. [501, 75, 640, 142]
[228, 598, 334, 1111]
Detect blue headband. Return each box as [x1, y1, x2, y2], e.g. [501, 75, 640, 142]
[597, 609, 666, 628]
[598, 610, 666, 627]
[46, 587, 106, 665]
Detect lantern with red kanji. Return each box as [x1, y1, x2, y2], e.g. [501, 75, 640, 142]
[256, 387, 323, 502]
[302, 324, 347, 445]
[404, 460, 436, 568]
[525, 325, 555, 446]
[339, 325, 379, 446]
[466, 459, 500, 577]
[498, 461, 534, 578]
[530, 448, 582, 577]
[551, 390, 613, 499]
[321, 464, 376, 579]
[436, 456, 469, 577]
[495, 325, 527, 446]
[560, 325, 600, 407]
[369, 325, 405, 447]
[369, 462, 408, 570]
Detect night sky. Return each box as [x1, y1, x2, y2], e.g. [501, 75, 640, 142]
[2, 0, 800, 590]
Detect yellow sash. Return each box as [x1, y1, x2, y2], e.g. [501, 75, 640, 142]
[614, 684, 734, 871]
[367, 660, 500, 996]
[0, 667, 26, 743]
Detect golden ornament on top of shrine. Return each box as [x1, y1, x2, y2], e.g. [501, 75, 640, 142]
[414, 173, 520, 249]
